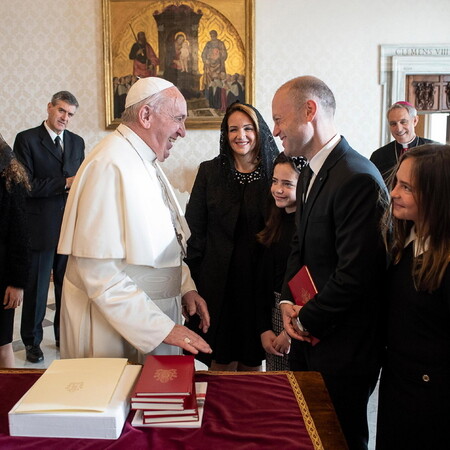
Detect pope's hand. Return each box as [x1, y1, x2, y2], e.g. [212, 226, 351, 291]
[163, 324, 212, 355]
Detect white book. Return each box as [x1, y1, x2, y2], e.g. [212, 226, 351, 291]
[13, 358, 128, 413]
[9, 364, 141, 439]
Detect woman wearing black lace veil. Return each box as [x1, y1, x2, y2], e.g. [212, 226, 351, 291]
[185, 102, 279, 370]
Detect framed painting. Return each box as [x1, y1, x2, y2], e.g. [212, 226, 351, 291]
[103, 0, 254, 129]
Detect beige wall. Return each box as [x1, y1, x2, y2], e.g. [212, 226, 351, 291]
[1, 0, 450, 193]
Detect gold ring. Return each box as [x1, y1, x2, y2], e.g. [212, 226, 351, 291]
[184, 337, 191, 344]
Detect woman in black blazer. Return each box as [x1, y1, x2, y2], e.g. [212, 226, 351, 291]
[0, 135, 30, 367]
[376, 144, 450, 449]
[185, 102, 279, 370]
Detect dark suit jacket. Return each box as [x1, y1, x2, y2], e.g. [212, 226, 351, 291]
[281, 137, 387, 376]
[370, 137, 433, 183]
[13, 122, 85, 251]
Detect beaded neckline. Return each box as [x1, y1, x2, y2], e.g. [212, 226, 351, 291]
[233, 165, 262, 185]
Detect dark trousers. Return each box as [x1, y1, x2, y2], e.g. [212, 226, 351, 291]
[290, 343, 379, 450]
[20, 248, 67, 346]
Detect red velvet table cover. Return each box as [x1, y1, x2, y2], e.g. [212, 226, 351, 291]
[0, 371, 323, 449]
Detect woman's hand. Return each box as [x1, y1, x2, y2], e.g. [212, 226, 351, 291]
[3, 286, 23, 309]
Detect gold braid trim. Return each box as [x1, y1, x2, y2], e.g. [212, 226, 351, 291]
[286, 371, 324, 450]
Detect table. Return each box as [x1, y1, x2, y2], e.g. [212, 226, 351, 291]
[0, 369, 347, 449]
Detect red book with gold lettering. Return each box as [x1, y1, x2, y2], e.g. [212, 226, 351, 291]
[133, 355, 195, 399]
[288, 265, 320, 346]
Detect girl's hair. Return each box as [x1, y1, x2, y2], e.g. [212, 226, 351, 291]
[382, 144, 450, 292]
[256, 152, 305, 247]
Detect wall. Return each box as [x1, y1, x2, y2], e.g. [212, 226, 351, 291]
[1, 0, 449, 192]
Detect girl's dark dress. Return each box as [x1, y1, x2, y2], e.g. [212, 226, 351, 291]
[376, 242, 450, 449]
[257, 210, 296, 370]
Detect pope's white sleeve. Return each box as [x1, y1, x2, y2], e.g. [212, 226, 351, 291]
[73, 256, 175, 354]
[181, 260, 197, 296]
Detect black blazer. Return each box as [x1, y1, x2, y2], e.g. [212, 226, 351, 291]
[13, 123, 85, 251]
[281, 137, 387, 376]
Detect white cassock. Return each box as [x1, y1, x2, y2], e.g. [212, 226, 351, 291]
[57, 124, 195, 363]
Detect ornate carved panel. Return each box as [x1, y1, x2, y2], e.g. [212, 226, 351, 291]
[406, 74, 450, 112]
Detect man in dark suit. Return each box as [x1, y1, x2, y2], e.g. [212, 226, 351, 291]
[14, 91, 85, 363]
[272, 76, 387, 450]
[370, 101, 433, 183]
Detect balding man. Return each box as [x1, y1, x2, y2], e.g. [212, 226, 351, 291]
[370, 101, 433, 183]
[58, 77, 211, 362]
[273, 76, 387, 449]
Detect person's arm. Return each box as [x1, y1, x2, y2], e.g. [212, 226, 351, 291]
[72, 256, 211, 355]
[184, 163, 208, 282]
[5, 182, 30, 291]
[298, 173, 386, 338]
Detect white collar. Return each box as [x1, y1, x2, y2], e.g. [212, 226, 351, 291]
[44, 121, 64, 143]
[308, 134, 341, 177]
[405, 226, 429, 256]
[116, 123, 157, 163]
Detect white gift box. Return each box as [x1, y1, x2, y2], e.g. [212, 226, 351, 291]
[8, 364, 141, 439]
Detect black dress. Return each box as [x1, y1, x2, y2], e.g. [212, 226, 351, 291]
[213, 169, 266, 366]
[376, 243, 450, 449]
[257, 210, 296, 370]
[0, 177, 30, 345]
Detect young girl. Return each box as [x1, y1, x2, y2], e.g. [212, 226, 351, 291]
[376, 144, 450, 449]
[256, 152, 306, 370]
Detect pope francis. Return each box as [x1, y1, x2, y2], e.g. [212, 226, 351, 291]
[57, 77, 211, 362]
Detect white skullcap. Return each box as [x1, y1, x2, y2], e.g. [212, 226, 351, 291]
[125, 77, 175, 109]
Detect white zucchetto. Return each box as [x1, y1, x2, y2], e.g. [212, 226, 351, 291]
[125, 77, 175, 109]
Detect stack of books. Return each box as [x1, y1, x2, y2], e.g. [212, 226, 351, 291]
[131, 355, 207, 428]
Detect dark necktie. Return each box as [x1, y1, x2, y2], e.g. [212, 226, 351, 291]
[55, 136, 63, 156]
[298, 164, 313, 216]
[300, 164, 313, 204]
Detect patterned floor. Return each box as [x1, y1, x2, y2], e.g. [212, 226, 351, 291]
[10, 283, 378, 449]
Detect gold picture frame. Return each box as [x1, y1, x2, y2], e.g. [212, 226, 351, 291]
[103, 0, 254, 129]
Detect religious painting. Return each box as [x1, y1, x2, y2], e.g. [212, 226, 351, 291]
[103, 0, 254, 129]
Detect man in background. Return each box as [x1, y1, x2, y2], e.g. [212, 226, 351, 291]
[370, 101, 433, 183]
[273, 76, 387, 449]
[58, 77, 211, 362]
[14, 91, 85, 363]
